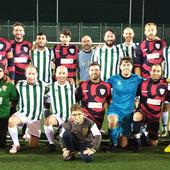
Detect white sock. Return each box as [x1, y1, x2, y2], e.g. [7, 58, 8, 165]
[44, 125, 54, 144]
[162, 111, 169, 131]
[8, 127, 20, 146]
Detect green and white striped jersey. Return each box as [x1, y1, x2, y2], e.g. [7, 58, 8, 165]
[117, 42, 139, 62]
[49, 81, 76, 122]
[31, 47, 54, 84]
[163, 46, 170, 78]
[92, 45, 124, 81]
[16, 80, 47, 120]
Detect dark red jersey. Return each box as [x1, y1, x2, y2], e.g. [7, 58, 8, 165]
[9, 40, 31, 81]
[134, 40, 166, 79]
[0, 37, 15, 81]
[138, 78, 168, 122]
[76, 80, 111, 129]
[52, 44, 78, 80]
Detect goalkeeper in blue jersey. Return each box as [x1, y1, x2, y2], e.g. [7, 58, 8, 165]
[107, 56, 144, 150]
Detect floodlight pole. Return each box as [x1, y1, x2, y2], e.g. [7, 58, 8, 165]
[129, 0, 132, 27]
[36, 0, 39, 34]
[141, 0, 145, 41]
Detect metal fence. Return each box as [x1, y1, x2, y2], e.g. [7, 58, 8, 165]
[1, 21, 170, 46]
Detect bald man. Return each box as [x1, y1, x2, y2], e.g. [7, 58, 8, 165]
[44, 65, 76, 152]
[117, 27, 139, 70]
[77, 35, 93, 81]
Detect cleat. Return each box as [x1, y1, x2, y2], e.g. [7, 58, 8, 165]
[159, 130, 168, 138]
[164, 144, 170, 152]
[107, 143, 116, 152]
[9, 145, 20, 154]
[63, 152, 76, 161]
[48, 144, 56, 152]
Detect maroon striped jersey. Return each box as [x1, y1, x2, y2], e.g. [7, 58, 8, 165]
[52, 44, 79, 80]
[76, 80, 111, 129]
[134, 40, 166, 79]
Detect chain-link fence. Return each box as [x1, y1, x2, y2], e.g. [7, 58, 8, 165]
[1, 21, 170, 46]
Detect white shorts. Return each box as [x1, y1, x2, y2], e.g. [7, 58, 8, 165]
[14, 112, 41, 138]
[51, 114, 64, 126]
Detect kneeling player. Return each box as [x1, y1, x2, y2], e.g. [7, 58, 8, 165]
[107, 57, 144, 149]
[44, 66, 76, 152]
[133, 64, 169, 151]
[8, 65, 47, 154]
[60, 104, 101, 162]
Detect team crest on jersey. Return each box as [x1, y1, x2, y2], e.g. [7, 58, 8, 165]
[23, 47, 29, 53]
[117, 81, 121, 85]
[69, 48, 75, 54]
[160, 88, 165, 95]
[2, 85, 7, 91]
[82, 127, 88, 136]
[0, 44, 4, 50]
[155, 43, 160, 49]
[100, 89, 106, 95]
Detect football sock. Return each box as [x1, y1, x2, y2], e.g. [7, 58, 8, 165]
[8, 127, 20, 146]
[44, 125, 54, 144]
[108, 128, 118, 146]
[44, 109, 50, 119]
[133, 120, 142, 139]
[162, 111, 168, 131]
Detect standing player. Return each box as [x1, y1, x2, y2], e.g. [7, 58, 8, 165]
[8, 65, 48, 154]
[77, 35, 93, 81]
[76, 62, 111, 129]
[31, 32, 54, 118]
[107, 57, 144, 149]
[117, 27, 139, 71]
[9, 22, 32, 116]
[134, 22, 168, 137]
[133, 64, 168, 151]
[52, 29, 79, 82]
[44, 65, 76, 152]
[0, 37, 15, 82]
[91, 29, 124, 81]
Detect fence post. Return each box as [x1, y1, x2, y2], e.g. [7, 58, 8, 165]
[33, 21, 35, 42]
[7, 20, 10, 40]
[120, 23, 123, 44]
[99, 23, 102, 42]
[162, 24, 165, 40]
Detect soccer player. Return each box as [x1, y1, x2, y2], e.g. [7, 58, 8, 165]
[117, 27, 139, 71]
[9, 22, 32, 116]
[0, 63, 18, 148]
[8, 65, 48, 154]
[77, 35, 93, 81]
[44, 65, 76, 152]
[76, 62, 111, 129]
[91, 29, 124, 81]
[107, 57, 144, 149]
[133, 64, 168, 151]
[60, 103, 101, 162]
[52, 28, 79, 82]
[31, 32, 54, 118]
[134, 22, 168, 137]
[0, 37, 15, 82]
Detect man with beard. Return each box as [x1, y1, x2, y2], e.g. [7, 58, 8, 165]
[76, 62, 111, 130]
[91, 29, 124, 81]
[9, 22, 32, 116]
[117, 27, 139, 72]
[134, 23, 169, 138]
[30, 32, 54, 119]
[77, 35, 93, 81]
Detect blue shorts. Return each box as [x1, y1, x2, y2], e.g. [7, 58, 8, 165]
[107, 110, 133, 138]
